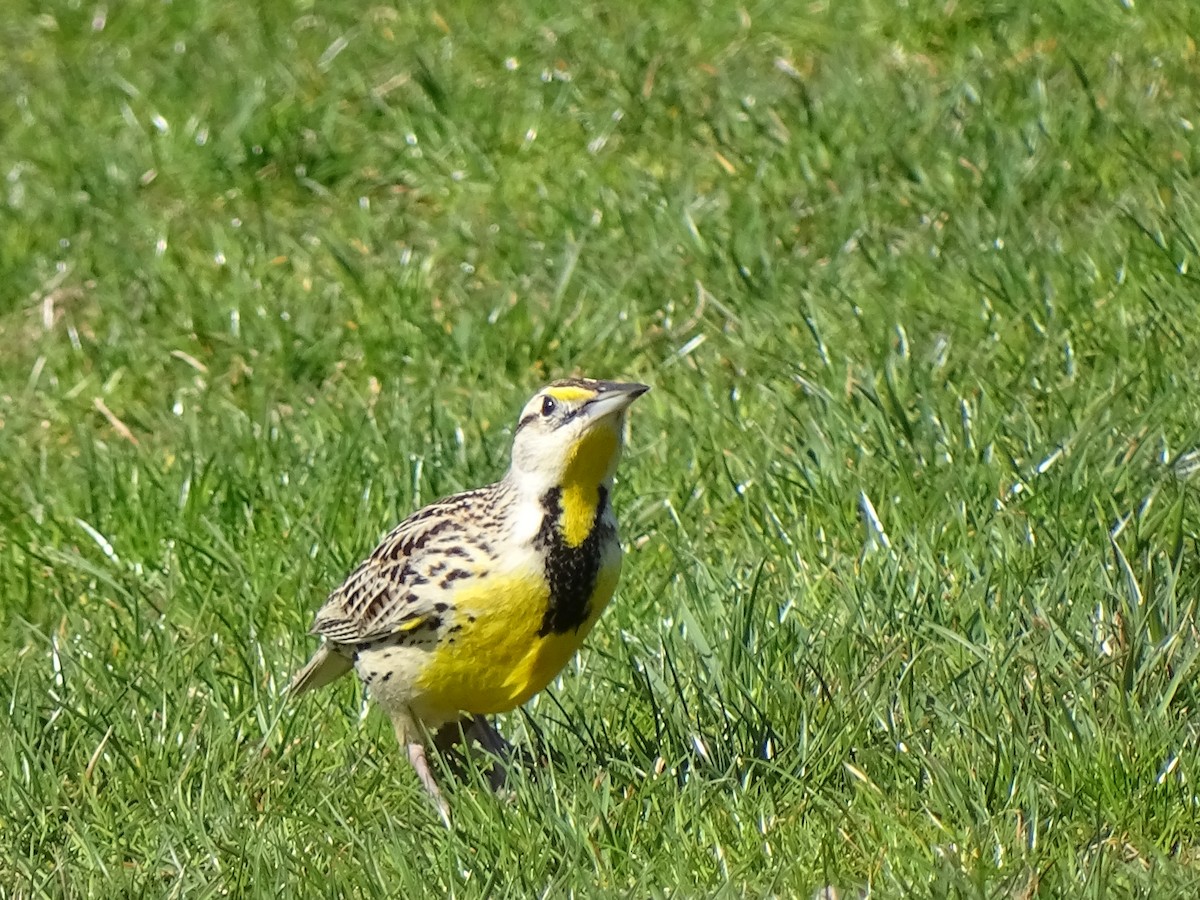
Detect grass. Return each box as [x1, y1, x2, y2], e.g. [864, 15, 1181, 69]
[3, 0, 1200, 895]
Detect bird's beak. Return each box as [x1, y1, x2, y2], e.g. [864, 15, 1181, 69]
[583, 382, 650, 420]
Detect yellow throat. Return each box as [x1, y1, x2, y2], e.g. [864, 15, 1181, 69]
[559, 424, 620, 547]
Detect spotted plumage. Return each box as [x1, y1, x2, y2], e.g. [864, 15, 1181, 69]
[309, 486, 507, 648]
[288, 378, 649, 825]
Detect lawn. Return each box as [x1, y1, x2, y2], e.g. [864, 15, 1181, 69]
[3, 0, 1200, 895]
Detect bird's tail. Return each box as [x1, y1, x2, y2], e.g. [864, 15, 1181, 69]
[288, 644, 353, 696]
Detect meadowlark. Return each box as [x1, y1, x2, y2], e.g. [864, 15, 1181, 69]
[289, 377, 649, 823]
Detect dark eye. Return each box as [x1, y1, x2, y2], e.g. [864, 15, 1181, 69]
[540, 396, 557, 417]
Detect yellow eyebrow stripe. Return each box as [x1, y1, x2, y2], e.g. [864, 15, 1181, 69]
[545, 386, 595, 403]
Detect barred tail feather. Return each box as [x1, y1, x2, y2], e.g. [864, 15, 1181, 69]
[288, 644, 353, 695]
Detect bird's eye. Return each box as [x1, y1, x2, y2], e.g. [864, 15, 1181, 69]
[540, 396, 557, 417]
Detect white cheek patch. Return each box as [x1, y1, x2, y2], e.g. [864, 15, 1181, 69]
[511, 420, 582, 479]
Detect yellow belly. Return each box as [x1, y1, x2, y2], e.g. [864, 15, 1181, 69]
[414, 556, 622, 716]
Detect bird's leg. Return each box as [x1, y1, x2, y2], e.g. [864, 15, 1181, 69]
[436, 716, 509, 791]
[467, 715, 512, 791]
[433, 718, 468, 753]
[468, 715, 512, 756]
[431, 718, 471, 781]
[393, 716, 451, 828]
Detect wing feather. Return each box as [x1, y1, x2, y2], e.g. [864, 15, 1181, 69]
[308, 486, 497, 645]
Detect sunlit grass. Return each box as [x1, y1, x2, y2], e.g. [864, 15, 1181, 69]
[4, 1, 1200, 895]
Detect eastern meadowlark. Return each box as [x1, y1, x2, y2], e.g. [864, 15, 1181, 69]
[289, 378, 649, 823]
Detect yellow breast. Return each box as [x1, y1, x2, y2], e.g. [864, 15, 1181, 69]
[414, 554, 622, 716]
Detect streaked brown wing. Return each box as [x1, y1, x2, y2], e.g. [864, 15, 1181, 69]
[309, 487, 493, 644]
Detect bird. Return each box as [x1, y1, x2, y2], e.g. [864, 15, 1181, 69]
[288, 377, 649, 823]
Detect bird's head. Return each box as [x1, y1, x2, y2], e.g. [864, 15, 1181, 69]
[508, 378, 649, 497]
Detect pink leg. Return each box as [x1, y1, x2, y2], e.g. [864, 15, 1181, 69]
[393, 716, 451, 828]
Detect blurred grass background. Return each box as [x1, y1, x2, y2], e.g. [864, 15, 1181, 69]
[3, 0, 1200, 895]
